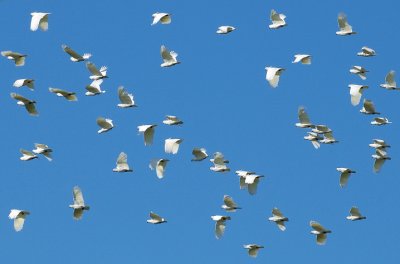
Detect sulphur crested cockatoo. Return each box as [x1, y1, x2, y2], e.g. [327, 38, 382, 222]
[336, 13, 356, 35]
[160, 45, 180, 67]
[113, 152, 133, 172]
[268, 207, 289, 231]
[147, 211, 167, 224]
[118, 86, 136, 107]
[10, 93, 38, 116]
[97, 117, 114, 133]
[9, 209, 30, 232]
[2, 51, 27, 66]
[69, 186, 90, 220]
[62, 44, 92, 62]
[310, 221, 331, 245]
[243, 244, 264, 258]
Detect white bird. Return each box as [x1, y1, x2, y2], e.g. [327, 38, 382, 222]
[211, 215, 231, 239]
[149, 159, 169, 179]
[336, 12, 356, 35]
[210, 152, 230, 172]
[372, 148, 391, 173]
[69, 186, 90, 220]
[312, 125, 332, 134]
[20, 149, 38, 161]
[371, 117, 391, 126]
[304, 132, 322, 149]
[49, 88, 78, 101]
[296, 106, 314, 128]
[191, 148, 208, 161]
[243, 244, 264, 258]
[268, 207, 289, 231]
[346, 206, 366, 221]
[85, 79, 105, 96]
[269, 9, 287, 29]
[292, 54, 311, 64]
[2, 51, 27, 66]
[62, 44, 92, 62]
[349, 66, 368, 80]
[357, 46, 376, 57]
[369, 139, 390, 149]
[86, 62, 108, 80]
[32, 143, 52, 161]
[221, 195, 241, 212]
[160, 45, 180, 67]
[380, 70, 400, 90]
[216, 26, 236, 34]
[112, 152, 133, 172]
[97, 117, 114, 134]
[319, 132, 338, 144]
[244, 174, 264, 195]
[147, 211, 167, 224]
[10, 93, 38, 116]
[164, 138, 183, 154]
[13, 79, 35, 90]
[118, 86, 136, 107]
[310, 221, 331, 245]
[163, 115, 183, 125]
[265, 66, 285, 88]
[336, 167, 356, 188]
[349, 84, 368, 106]
[9, 209, 30, 232]
[236, 170, 256, 189]
[30, 12, 50, 31]
[138, 125, 157, 146]
[151, 12, 171, 25]
[360, 99, 379, 115]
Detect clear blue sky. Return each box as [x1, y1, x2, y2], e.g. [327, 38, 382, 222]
[1, 0, 399, 263]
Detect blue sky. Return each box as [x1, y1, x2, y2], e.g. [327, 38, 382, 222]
[1, 0, 400, 263]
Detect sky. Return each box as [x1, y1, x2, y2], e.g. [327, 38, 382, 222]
[1, 0, 400, 263]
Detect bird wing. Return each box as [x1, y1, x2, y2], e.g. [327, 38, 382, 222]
[73, 208, 84, 220]
[373, 158, 385, 173]
[215, 220, 226, 239]
[39, 14, 49, 31]
[161, 45, 174, 62]
[272, 207, 283, 217]
[363, 99, 376, 113]
[151, 13, 163, 25]
[30, 13, 43, 31]
[117, 152, 128, 165]
[14, 215, 26, 232]
[276, 221, 286, 231]
[25, 102, 38, 116]
[316, 233, 327, 245]
[165, 139, 175, 154]
[118, 86, 134, 104]
[160, 14, 171, 24]
[97, 117, 113, 129]
[223, 195, 237, 208]
[339, 171, 350, 187]
[266, 68, 281, 88]
[270, 9, 284, 24]
[86, 62, 102, 76]
[192, 148, 207, 160]
[156, 160, 167, 179]
[20, 149, 35, 157]
[248, 247, 259, 257]
[10, 93, 30, 104]
[349, 85, 362, 106]
[338, 13, 351, 31]
[298, 106, 311, 124]
[62, 44, 82, 59]
[310, 221, 326, 232]
[247, 178, 260, 195]
[350, 207, 361, 217]
[13, 79, 25, 88]
[144, 126, 155, 146]
[386, 71, 396, 86]
[150, 211, 163, 221]
[73, 186, 85, 206]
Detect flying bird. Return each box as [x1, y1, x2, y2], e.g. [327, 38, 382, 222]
[97, 117, 114, 133]
[113, 152, 133, 172]
[269, 9, 287, 29]
[380, 70, 399, 90]
[265, 67, 285, 88]
[151, 12, 171, 25]
[296, 106, 314, 128]
[32, 143, 52, 161]
[319, 132, 338, 144]
[211, 215, 231, 239]
[336, 12, 356, 35]
[371, 117, 391, 126]
[86, 62, 108, 80]
[118, 86, 136, 107]
[49, 88, 78, 101]
[292, 54, 311, 64]
[346, 206, 366, 221]
[2, 51, 27, 66]
[30, 12, 50, 31]
[216, 26, 236, 34]
[160, 45, 180, 67]
[13, 79, 34, 90]
[360, 99, 380, 115]
[85, 79, 105, 96]
[372, 148, 391, 173]
[357, 46, 376, 57]
[138, 125, 157, 145]
[20, 149, 38, 161]
[369, 139, 390, 149]
[336, 168, 356, 188]
[9, 209, 30, 232]
[310, 221, 331, 245]
[243, 244, 264, 258]
[163, 115, 183, 125]
[69, 186, 90, 220]
[149, 159, 169, 179]
[62, 44, 92, 62]
[221, 195, 241, 212]
[349, 84, 368, 106]
[147, 211, 167, 224]
[210, 152, 230, 172]
[349, 66, 368, 80]
[191, 148, 208, 161]
[268, 207, 289, 231]
[10, 93, 38, 116]
[164, 138, 183, 154]
[312, 125, 332, 134]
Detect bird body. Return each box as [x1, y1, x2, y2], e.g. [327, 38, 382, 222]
[360, 99, 379, 115]
[380, 70, 399, 90]
[296, 106, 314, 128]
[210, 152, 230, 172]
[371, 117, 391, 126]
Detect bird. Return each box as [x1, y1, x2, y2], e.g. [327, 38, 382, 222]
[8, 209, 30, 232]
[96, 117, 114, 133]
[372, 148, 391, 173]
[112, 152, 133, 172]
[312, 125, 332, 134]
[310, 221, 331, 245]
[147, 211, 167, 224]
[371, 117, 391, 126]
[210, 152, 230, 172]
[164, 138, 183, 154]
[346, 206, 366, 221]
[292, 54, 311, 64]
[336, 12, 356, 35]
[151, 12, 171, 25]
[32, 143, 53, 161]
[369, 139, 390, 149]
[191, 148, 208, 161]
[1, 51, 27, 66]
[304, 132, 322, 149]
[49, 88, 78, 101]
[86, 62, 108, 80]
[117, 86, 136, 107]
[69, 186, 90, 220]
[10, 93, 38, 116]
[221, 195, 241, 212]
[137, 125, 157, 145]
[360, 99, 380, 115]
[268, 207, 289, 231]
[265, 66, 285, 88]
[30, 12, 50, 31]
[20, 149, 38, 161]
[211, 215, 231, 239]
[243, 244, 264, 258]
[296, 106, 314, 128]
[357, 46, 376, 57]
[149, 159, 169, 179]
[336, 168, 356, 188]
[349, 66, 368, 80]
[244, 174, 264, 195]
[216, 26, 236, 34]
[349, 84, 369, 106]
[380, 70, 399, 90]
[319, 132, 338, 144]
[163, 115, 183, 125]
[160, 45, 180, 67]
[85, 79, 105, 96]
[13, 79, 35, 90]
[62, 44, 92, 62]
[269, 9, 287, 29]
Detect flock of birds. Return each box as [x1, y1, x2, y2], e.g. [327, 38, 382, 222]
[3, 8, 394, 259]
